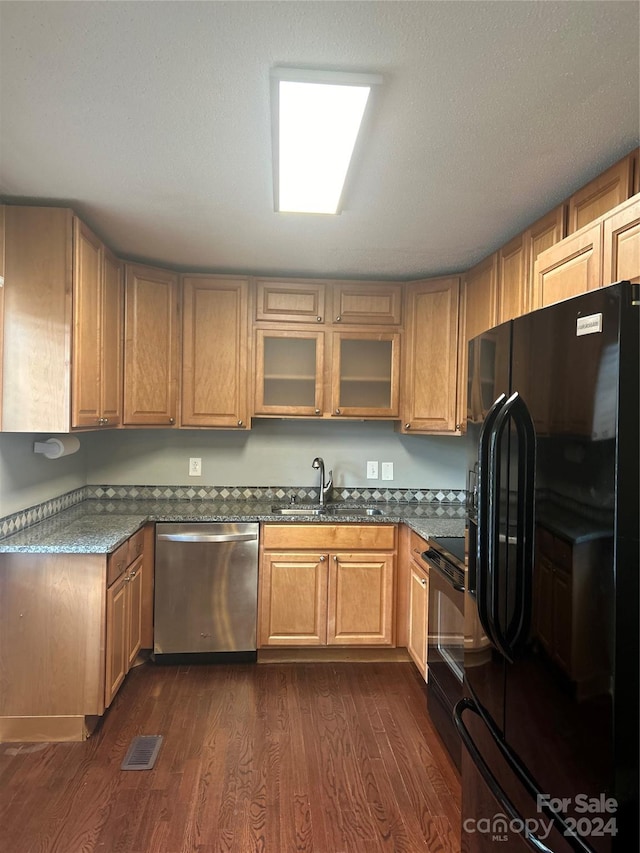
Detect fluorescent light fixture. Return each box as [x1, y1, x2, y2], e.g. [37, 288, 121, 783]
[272, 68, 382, 215]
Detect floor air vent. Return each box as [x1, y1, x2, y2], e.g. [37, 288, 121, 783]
[120, 735, 163, 771]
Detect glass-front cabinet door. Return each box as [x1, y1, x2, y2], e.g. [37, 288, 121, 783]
[331, 331, 400, 417]
[254, 329, 324, 415]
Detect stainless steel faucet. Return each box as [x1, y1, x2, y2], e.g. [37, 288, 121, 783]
[312, 457, 333, 507]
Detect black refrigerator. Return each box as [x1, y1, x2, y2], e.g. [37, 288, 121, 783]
[456, 281, 639, 852]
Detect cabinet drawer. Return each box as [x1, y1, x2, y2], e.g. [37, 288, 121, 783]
[262, 523, 396, 551]
[128, 528, 144, 564]
[107, 540, 130, 586]
[408, 529, 429, 564]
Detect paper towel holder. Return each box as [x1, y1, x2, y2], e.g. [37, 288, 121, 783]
[33, 436, 81, 459]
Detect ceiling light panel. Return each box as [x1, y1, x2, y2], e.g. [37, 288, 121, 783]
[272, 68, 382, 215]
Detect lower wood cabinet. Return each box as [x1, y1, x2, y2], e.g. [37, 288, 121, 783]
[259, 524, 397, 648]
[105, 550, 143, 708]
[0, 524, 152, 742]
[407, 559, 429, 679]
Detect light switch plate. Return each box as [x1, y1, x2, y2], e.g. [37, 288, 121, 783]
[366, 461, 379, 479]
[381, 462, 394, 481]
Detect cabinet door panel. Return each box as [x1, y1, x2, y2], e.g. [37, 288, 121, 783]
[533, 223, 602, 308]
[124, 264, 178, 425]
[182, 277, 248, 427]
[401, 277, 460, 432]
[327, 552, 394, 645]
[127, 558, 143, 668]
[568, 155, 634, 233]
[603, 196, 640, 284]
[105, 577, 128, 707]
[101, 248, 123, 426]
[254, 329, 324, 415]
[331, 282, 402, 325]
[465, 254, 498, 342]
[259, 553, 327, 646]
[407, 563, 429, 679]
[255, 279, 326, 323]
[331, 331, 400, 418]
[72, 220, 103, 427]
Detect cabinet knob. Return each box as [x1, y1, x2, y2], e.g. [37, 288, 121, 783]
[315, 408, 321, 415]
[237, 420, 243, 427]
[319, 555, 326, 562]
[103, 418, 109, 425]
[420, 578, 427, 588]
[456, 423, 462, 431]
[169, 417, 175, 424]
[404, 423, 411, 430]
[333, 555, 338, 562]
[335, 408, 341, 415]
[316, 316, 322, 322]
[335, 315, 342, 322]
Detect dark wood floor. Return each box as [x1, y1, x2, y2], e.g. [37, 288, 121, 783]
[0, 661, 461, 853]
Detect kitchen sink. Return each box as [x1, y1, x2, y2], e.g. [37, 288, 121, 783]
[330, 506, 386, 516]
[270, 506, 328, 516]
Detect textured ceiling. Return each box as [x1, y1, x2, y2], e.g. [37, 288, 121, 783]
[1, 0, 639, 279]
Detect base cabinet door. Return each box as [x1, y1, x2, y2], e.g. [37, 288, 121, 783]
[407, 562, 429, 679]
[327, 552, 394, 645]
[126, 555, 144, 668]
[259, 552, 328, 646]
[105, 575, 128, 707]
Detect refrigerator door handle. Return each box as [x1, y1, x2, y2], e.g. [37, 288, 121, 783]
[488, 391, 537, 658]
[507, 392, 536, 648]
[476, 393, 506, 645]
[454, 697, 596, 853]
[487, 394, 519, 662]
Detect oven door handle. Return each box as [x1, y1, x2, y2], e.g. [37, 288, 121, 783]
[423, 557, 465, 593]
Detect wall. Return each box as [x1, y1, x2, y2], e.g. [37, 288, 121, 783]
[86, 420, 467, 491]
[0, 432, 89, 517]
[0, 422, 467, 519]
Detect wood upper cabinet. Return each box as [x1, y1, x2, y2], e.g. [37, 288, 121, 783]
[255, 278, 326, 323]
[259, 523, 397, 649]
[1, 207, 122, 433]
[254, 328, 325, 416]
[464, 253, 498, 342]
[253, 281, 401, 420]
[602, 194, 640, 284]
[532, 221, 602, 309]
[181, 276, 249, 428]
[331, 330, 400, 418]
[399, 277, 462, 433]
[330, 281, 402, 325]
[567, 153, 635, 234]
[72, 220, 123, 428]
[124, 263, 179, 426]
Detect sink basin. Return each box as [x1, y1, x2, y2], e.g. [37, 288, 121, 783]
[270, 506, 328, 516]
[330, 506, 386, 516]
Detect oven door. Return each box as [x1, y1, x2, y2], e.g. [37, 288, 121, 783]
[426, 560, 465, 769]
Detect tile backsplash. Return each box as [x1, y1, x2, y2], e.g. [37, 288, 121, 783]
[0, 484, 466, 539]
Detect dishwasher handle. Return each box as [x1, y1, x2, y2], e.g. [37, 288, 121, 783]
[156, 532, 258, 544]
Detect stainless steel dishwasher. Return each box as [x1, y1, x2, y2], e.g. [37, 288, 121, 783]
[154, 522, 259, 663]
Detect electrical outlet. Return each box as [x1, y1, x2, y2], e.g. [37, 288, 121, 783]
[189, 457, 202, 477]
[381, 462, 394, 481]
[366, 460, 379, 479]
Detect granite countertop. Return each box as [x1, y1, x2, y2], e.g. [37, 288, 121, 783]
[0, 499, 466, 554]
